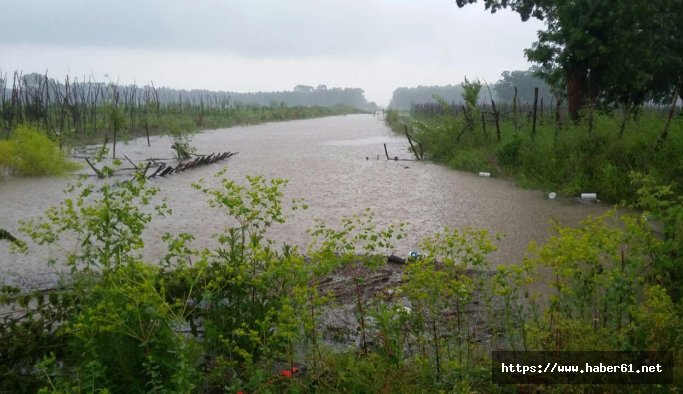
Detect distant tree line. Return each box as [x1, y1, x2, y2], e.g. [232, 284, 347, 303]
[0, 71, 370, 162]
[0, 71, 377, 136]
[388, 70, 554, 110]
[389, 85, 465, 110]
[154, 84, 377, 110]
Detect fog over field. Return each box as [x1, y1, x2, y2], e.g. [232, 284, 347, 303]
[0, 0, 543, 106]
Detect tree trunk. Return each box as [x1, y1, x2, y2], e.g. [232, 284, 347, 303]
[532, 87, 538, 143]
[657, 86, 680, 147]
[566, 64, 602, 122]
[566, 65, 587, 121]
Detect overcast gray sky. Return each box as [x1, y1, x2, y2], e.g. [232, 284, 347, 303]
[0, 0, 544, 106]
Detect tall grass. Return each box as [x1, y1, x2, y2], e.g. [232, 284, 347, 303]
[387, 104, 683, 203]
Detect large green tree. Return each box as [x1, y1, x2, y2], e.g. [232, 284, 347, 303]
[456, 0, 682, 120]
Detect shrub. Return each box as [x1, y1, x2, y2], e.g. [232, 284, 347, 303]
[0, 140, 18, 175]
[496, 135, 524, 167]
[165, 119, 196, 160]
[0, 125, 79, 177]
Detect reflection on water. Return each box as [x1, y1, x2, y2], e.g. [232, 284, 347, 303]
[0, 114, 609, 287]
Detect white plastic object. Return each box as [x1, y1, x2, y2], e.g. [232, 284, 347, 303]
[548, 192, 557, 199]
[478, 172, 491, 177]
[580, 193, 597, 200]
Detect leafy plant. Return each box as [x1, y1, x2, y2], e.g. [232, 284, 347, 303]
[6, 169, 193, 393]
[461, 77, 482, 112]
[20, 171, 170, 272]
[166, 118, 196, 160]
[0, 125, 78, 176]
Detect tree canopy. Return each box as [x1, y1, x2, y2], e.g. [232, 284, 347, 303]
[494, 70, 553, 104]
[456, 0, 682, 119]
[388, 71, 553, 110]
[388, 85, 466, 110]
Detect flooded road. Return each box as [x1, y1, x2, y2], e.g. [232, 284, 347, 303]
[1, 114, 609, 288]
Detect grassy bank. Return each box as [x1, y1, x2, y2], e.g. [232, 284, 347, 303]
[64, 104, 363, 146]
[1, 160, 681, 392]
[386, 104, 683, 203]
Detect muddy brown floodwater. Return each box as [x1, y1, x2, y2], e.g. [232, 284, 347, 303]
[0, 114, 610, 289]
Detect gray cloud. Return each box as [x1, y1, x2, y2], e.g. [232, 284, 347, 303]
[0, 0, 544, 105]
[1, 0, 538, 57]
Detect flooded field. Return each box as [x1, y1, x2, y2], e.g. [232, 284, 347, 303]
[0, 114, 609, 288]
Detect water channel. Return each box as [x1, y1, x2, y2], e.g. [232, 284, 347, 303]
[0, 114, 610, 288]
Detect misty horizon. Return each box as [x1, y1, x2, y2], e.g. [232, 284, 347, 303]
[0, 0, 544, 106]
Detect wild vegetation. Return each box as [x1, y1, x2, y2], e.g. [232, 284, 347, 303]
[0, 125, 79, 177]
[1, 157, 681, 392]
[386, 80, 682, 204]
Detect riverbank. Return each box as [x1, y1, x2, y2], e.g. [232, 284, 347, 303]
[385, 107, 683, 204]
[0, 106, 364, 180]
[66, 104, 364, 147]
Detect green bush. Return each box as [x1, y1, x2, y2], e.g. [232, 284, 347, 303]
[496, 135, 524, 167]
[0, 140, 18, 172]
[0, 125, 79, 176]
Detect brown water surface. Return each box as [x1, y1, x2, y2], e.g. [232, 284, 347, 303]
[0, 114, 609, 288]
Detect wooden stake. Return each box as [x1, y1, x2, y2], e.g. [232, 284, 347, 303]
[657, 86, 679, 148]
[404, 124, 420, 160]
[532, 87, 539, 143]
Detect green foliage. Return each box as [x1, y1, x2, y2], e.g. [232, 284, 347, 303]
[4, 170, 188, 393]
[165, 118, 196, 160]
[0, 283, 78, 393]
[0, 139, 18, 173]
[388, 85, 466, 110]
[495, 70, 553, 103]
[0, 125, 79, 176]
[488, 209, 683, 387]
[384, 109, 402, 133]
[188, 171, 310, 383]
[524, 212, 655, 348]
[397, 228, 497, 384]
[67, 261, 199, 393]
[630, 173, 683, 300]
[455, 0, 682, 117]
[461, 77, 482, 111]
[307, 208, 405, 267]
[104, 104, 125, 134]
[20, 170, 170, 272]
[394, 106, 683, 203]
[4, 164, 683, 391]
